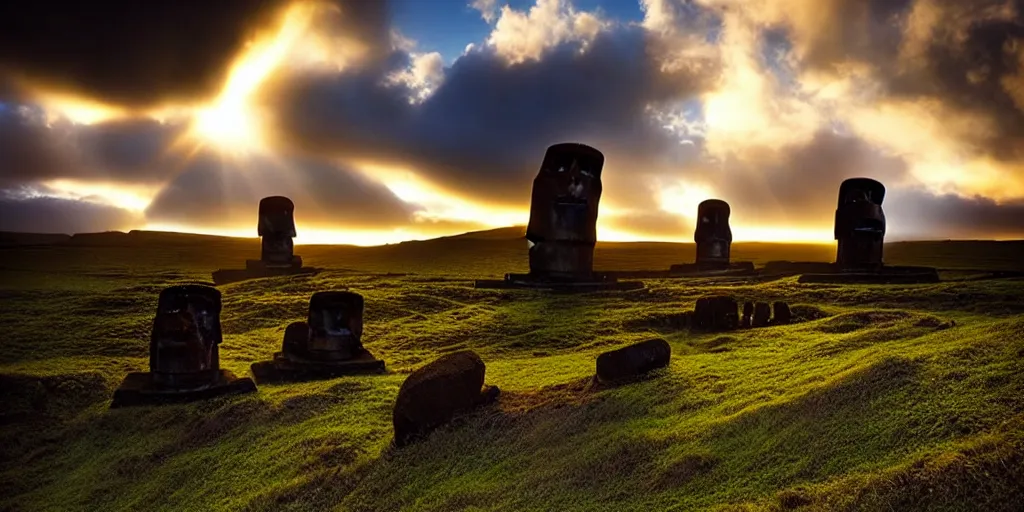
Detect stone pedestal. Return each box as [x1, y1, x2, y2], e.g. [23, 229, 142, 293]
[111, 284, 256, 408]
[250, 292, 386, 383]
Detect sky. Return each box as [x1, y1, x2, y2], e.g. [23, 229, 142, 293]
[1, 0, 1023, 245]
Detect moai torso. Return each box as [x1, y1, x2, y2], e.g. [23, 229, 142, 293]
[694, 199, 733, 268]
[834, 178, 886, 272]
[258, 196, 298, 267]
[525, 143, 604, 279]
[149, 285, 222, 388]
[301, 291, 365, 361]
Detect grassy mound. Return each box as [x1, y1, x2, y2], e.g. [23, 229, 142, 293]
[1, 237, 1023, 511]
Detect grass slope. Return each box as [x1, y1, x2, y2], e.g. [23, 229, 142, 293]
[1, 232, 1023, 511]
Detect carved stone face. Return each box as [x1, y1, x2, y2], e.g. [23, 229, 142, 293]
[305, 291, 364, 360]
[525, 143, 604, 277]
[834, 178, 886, 270]
[257, 197, 298, 264]
[149, 285, 222, 385]
[694, 200, 733, 266]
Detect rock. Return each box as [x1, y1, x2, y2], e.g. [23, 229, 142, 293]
[692, 296, 739, 331]
[392, 350, 499, 447]
[772, 302, 792, 325]
[596, 338, 671, 384]
[741, 302, 754, 328]
[752, 302, 771, 328]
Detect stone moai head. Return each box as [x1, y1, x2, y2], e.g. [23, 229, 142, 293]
[694, 199, 733, 268]
[305, 291, 365, 361]
[525, 143, 604, 279]
[149, 284, 223, 388]
[834, 178, 886, 271]
[257, 196, 297, 265]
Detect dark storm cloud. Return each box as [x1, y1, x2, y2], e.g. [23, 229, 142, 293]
[703, 130, 910, 223]
[0, 0, 392, 107]
[776, 0, 1024, 162]
[0, 105, 187, 186]
[0, 189, 138, 234]
[0, 0, 286, 107]
[269, 25, 717, 205]
[144, 151, 418, 229]
[887, 189, 1024, 240]
[891, 1, 1024, 161]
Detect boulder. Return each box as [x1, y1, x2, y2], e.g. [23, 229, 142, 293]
[596, 338, 671, 384]
[772, 302, 792, 325]
[392, 350, 499, 447]
[752, 302, 771, 328]
[692, 296, 739, 331]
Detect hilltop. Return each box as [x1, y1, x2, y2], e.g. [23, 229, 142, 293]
[0, 226, 1023, 511]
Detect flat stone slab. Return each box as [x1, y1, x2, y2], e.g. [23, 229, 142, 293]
[474, 273, 644, 292]
[798, 267, 940, 284]
[250, 349, 386, 383]
[596, 338, 671, 384]
[761, 261, 940, 284]
[668, 261, 757, 277]
[110, 369, 256, 408]
[211, 266, 318, 286]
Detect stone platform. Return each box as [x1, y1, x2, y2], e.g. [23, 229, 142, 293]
[250, 350, 386, 383]
[474, 272, 644, 292]
[761, 261, 940, 284]
[110, 369, 257, 408]
[212, 259, 318, 286]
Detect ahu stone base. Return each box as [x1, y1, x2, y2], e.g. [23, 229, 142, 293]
[474, 272, 644, 292]
[211, 258, 317, 286]
[250, 349, 386, 384]
[110, 369, 257, 408]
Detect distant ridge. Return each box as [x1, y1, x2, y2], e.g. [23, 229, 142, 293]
[0, 226, 1020, 249]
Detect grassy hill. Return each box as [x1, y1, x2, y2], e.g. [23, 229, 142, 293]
[1, 230, 1023, 511]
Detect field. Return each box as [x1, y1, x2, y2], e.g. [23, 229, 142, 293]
[2, 228, 1023, 511]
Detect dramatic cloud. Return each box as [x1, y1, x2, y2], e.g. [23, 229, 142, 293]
[0, 188, 139, 234]
[269, 13, 717, 207]
[144, 151, 417, 230]
[0, 0, 1023, 241]
[0, 0, 288, 107]
[0, 106, 186, 187]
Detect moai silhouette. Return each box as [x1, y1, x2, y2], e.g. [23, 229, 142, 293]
[694, 199, 733, 269]
[251, 291, 384, 382]
[526, 143, 605, 280]
[112, 285, 256, 407]
[213, 196, 317, 285]
[834, 178, 886, 272]
[475, 143, 642, 291]
[253, 196, 301, 269]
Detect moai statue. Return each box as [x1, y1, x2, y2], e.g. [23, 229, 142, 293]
[525, 143, 605, 281]
[302, 291, 366, 361]
[251, 291, 384, 382]
[694, 199, 733, 269]
[254, 196, 301, 269]
[149, 284, 223, 389]
[752, 302, 771, 328]
[112, 284, 256, 407]
[834, 178, 886, 272]
[741, 301, 754, 328]
[772, 302, 792, 325]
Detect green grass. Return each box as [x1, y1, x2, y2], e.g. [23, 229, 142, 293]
[1, 231, 1023, 511]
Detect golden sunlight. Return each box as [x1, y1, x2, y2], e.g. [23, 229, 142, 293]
[42, 179, 159, 212]
[31, 90, 125, 125]
[360, 162, 529, 227]
[188, 2, 319, 155]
